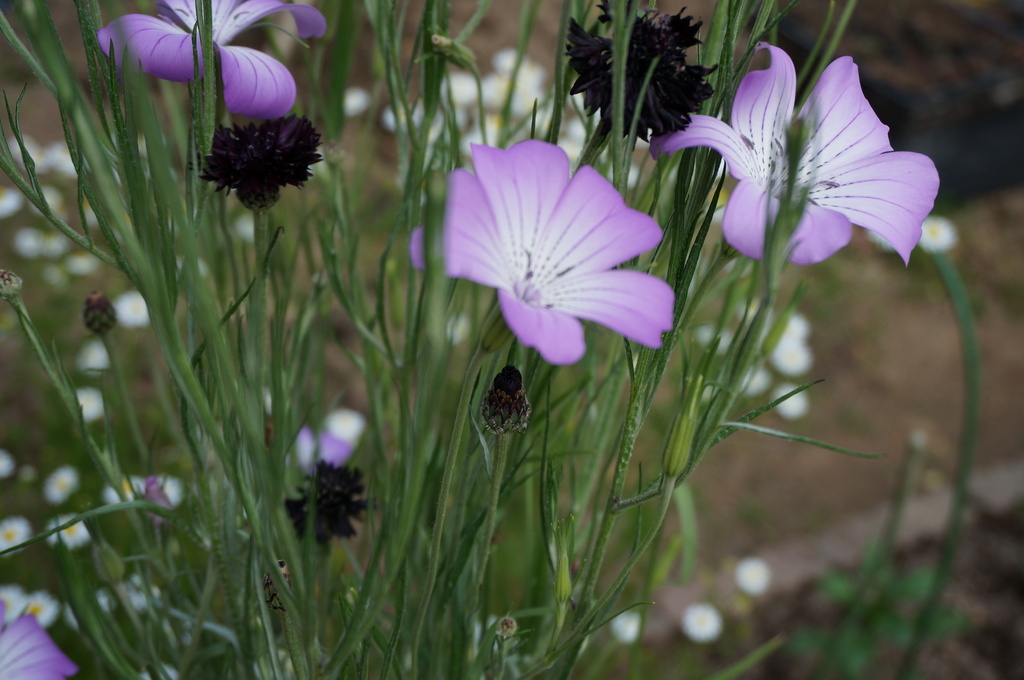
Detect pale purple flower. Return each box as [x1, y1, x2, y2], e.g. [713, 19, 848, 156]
[97, 0, 327, 119]
[294, 409, 363, 470]
[0, 600, 78, 679]
[413, 140, 674, 365]
[652, 45, 939, 265]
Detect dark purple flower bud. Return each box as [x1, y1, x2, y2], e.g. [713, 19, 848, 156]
[83, 290, 117, 334]
[481, 366, 531, 434]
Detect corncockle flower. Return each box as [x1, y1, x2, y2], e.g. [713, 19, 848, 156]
[735, 556, 772, 596]
[919, 215, 958, 253]
[0, 449, 14, 479]
[0, 600, 78, 678]
[45, 516, 91, 551]
[201, 115, 322, 210]
[97, 0, 327, 119]
[113, 290, 149, 328]
[567, 0, 715, 141]
[43, 466, 81, 505]
[0, 516, 31, 552]
[652, 44, 940, 265]
[0, 185, 23, 218]
[610, 611, 642, 644]
[76, 387, 105, 423]
[681, 602, 722, 643]
[772, 383, 809, 420]
[413, 140, 673, 365]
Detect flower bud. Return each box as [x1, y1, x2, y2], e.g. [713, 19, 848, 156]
[93, 538, 125, 584]
[496, 615, 518, 639]
[662, 375, 703, 478]
[430, 33, 476, 70]
[83, 290, 117, 334]
[0, 269, 23, 302]
[553, 520, 574, 606]
[481, 365, 531, 434]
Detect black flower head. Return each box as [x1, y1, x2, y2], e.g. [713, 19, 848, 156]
[285, 461, 366, 543]
[201, 115, 322, 210]
[566, 1, 715, 141]
[481, 365, 531, 435]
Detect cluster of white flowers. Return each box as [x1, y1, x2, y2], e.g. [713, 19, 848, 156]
[0, 584, 63, 628]
[43, 466, 80, 505]
[101, 474, 184, 507]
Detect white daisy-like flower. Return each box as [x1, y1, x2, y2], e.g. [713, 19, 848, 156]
[735, 556, 772, 596]
[0, 584, 26, 621]
[160, 476, 184, 508]
[101, 475, 146, 504]
[447, 71, 478, 110]
[41, 264, 69, 288]
[770, 336, 813, 377]
[96, 588, 115, 613]
[492, 47, 519, 76]
[772, 383, 809, 420]
[45, 515, 91, 550]
[681, 603, 722, 643]
[76, 338, 110, 372]
[40, 141, 77, 179]
[43, 466, 80, 505]
[13, 227, 45, 259]
[779, 313, 811, 345]
[919, 215, 958, 253]
[0, 516, 31, 552]
[558, 115, 589, 163]
[0, 449, 14, 479]
[113, 290, 149, 328]
[0, 185, 24, 218]
[232, 214, 255, 242]
[22, 589, 61, 628]
[77, 387, 105, 423]
[325, 409, 366, 448]
[8, 135, 42, 170]
[446, 314, 471, 344]
[65, 252, 101, 276]
[610, 611, 642, 644]
[743, 366, 772, 397]
[343, 87, 371, 118]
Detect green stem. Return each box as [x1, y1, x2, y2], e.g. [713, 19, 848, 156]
[248, 208, 270, 442]
[474, 433, 511, 605]
[410, 347, 486, 677]
[102, 333, 149, 466]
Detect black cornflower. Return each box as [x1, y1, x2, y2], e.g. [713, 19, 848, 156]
[481, 365, 531, 435]
[566, 1, 715, 141]
[285, 461, 366, 543]
[201, 114, 322, 210]
[83, 290, 117, 334]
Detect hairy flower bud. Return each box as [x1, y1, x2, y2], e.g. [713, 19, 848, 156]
[83, 290, 117, 334]
[496, 615, 518, 640]
[481, 366, 531, 434]
[0, 268, 23, 302]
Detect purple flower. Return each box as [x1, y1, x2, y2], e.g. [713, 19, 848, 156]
[97, 0, 327, 119]
[294, 409, 365, 470]
[413, 140, 674, 365]
[651, 45, 939, 265]
[0, 600, 78, 679]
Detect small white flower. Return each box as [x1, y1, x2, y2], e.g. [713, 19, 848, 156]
[919, 215, 958, 253]
[22, 589, 61, 628]
[772, 383, 809, 420]
[13, 227, 45, 259]
[41, 264, 69, 288]
[233, 214, 255, 242]
[114, 290, 149, 328]
[65, 252, 101, 276]
[558, 116, 589, 162]
[0, 516, 31, 552]
[0, 185, 24, 218]
[770, 337, 813, 377]
[343, 87, 371, 118]
[77, 387, 105, 423]
[735, 557, 772, 596]
[102, 475, 146, 504]
[46, 515, 91, 550]
[681, 603, 722, 643]
[610, 611, 642, 644]
[492, 48, 519, 76]
[0, 449, 14, 479]
[77, 338, 110, 372]
[779, 313, 811, 345]
[743, 366, 772, 397]
[160, 476, 184, 508]
[446, 314, 471, 344]
[325, 408, 366, 446]
[0, 584, 26, 621]
[447, 71, 478, 110]
[43, 466, 81, 504]
[40, 141, 77, 178]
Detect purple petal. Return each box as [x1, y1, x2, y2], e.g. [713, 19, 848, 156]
[787, 203, 853, 265]
[553, 270, 674, 348]
[537, 165, 663, 275]
[651, 114, 759, 182]
[157, 0, 199, 28]
[0, 613, 78, 677]
[799, 56, 892, 180]
[216, 0, 327, 43]
[443, 168, 514, 290]
[729, 44, 795, 181]
[810, 151, 939, 263]
[409, 226, 425, 270]
[317, 432, 353, 468]
[498, 289, 586, 365]
[721, 180, 773, 260]
[218, 45, 296, 118]
[97, 15, 199, 82]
